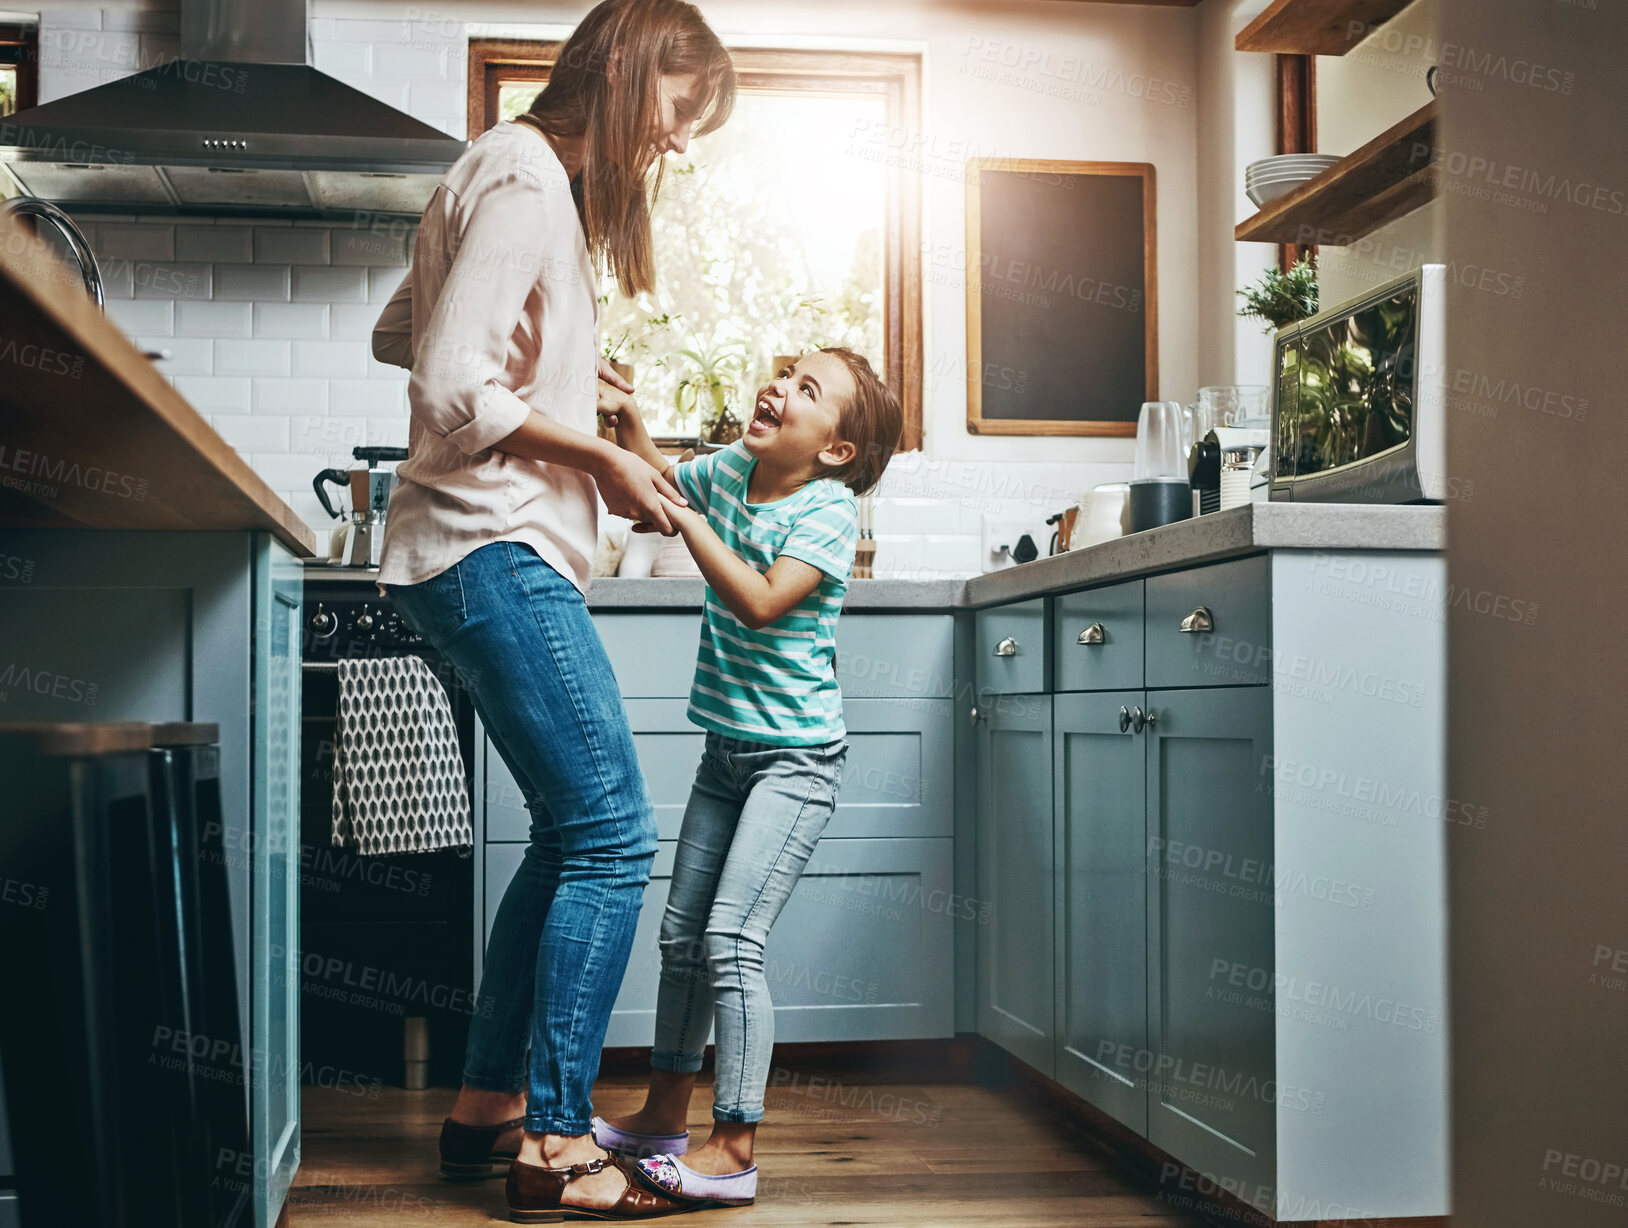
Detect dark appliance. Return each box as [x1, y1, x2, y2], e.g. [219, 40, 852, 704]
[299, 577, 476, 1089]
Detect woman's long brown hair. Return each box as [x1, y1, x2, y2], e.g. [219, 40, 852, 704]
[524, 0, 735, 297]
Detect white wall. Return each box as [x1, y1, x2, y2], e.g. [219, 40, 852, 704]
[33, 0, 1206, 573]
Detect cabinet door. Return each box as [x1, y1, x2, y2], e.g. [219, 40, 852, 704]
[1053, 691, 1147, 1132]
[253, 545, 302, 1228]
[485, 838, 955, 1047]
[1144, 687, 1275, 1196]
[975, 692, 1055, 1074]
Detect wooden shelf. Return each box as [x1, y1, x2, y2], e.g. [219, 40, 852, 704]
[1235, 99, 1436, 246]
[1236, 0, 1416, 55]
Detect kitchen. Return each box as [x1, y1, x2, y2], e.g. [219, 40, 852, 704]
[0, 0, 1617, 1226]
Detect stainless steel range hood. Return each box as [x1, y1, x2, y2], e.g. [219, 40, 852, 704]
[0, 0, 467, 217]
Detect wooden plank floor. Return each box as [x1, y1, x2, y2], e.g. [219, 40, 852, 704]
[290, 1069, 1211, 1226]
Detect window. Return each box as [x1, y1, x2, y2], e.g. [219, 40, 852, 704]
[469, 42, 922, 448]
[0, 23, 38, 118]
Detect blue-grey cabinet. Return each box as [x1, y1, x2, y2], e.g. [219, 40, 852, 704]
[1053, 690, 1148, 1132]
[974, 690, 1055, 1075]
[1144, 685, 1276, 1197]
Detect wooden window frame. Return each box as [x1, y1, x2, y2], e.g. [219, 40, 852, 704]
[0, 23, 40, 116]
[468, 40, 923, 451]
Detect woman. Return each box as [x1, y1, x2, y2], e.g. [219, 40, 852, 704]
[370, 2, 735, 1219]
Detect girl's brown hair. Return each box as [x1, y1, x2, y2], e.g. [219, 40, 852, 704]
[819, 347, 903, 497]
[525, 0, 735, 296]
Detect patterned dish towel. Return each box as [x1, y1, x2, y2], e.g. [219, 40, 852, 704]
[331, 656, 472, 855]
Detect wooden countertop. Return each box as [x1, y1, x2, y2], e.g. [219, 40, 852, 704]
[0, 212, 316, 556]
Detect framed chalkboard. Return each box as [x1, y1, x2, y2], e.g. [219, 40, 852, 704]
[965, 160, 1156, 436]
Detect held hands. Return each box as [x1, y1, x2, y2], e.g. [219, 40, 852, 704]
[629, 495, 697, 536]
[596, 378, 654, 455]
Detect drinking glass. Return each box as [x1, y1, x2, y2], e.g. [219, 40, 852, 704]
[1134, 401, 1187, 479]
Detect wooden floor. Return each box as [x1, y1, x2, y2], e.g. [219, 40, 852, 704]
[290, 1067, 1211, 1226]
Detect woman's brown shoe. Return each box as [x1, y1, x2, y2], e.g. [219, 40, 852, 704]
[438, 1115, 524, 1180]
[506, 1152, 694, 1223]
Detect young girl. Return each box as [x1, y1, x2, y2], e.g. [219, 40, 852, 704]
[592, 348, 902, 1209]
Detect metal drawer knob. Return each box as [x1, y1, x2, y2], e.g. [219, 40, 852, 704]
[993, 637, 1020, 657]
[1179, 606, 1214, 634]
[1077, 622, 1105, 645]
[1118, 706, 1131, 733]
[970, 704, 986, 726]
[1132, 705, 1158, 733]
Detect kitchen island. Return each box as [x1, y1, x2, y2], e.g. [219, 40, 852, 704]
[0, 213, 312, 1228]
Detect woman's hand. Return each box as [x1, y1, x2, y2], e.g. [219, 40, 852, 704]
[630, 495, 699, 536]
[592, 448, 686, 535]
[597, 356, 634, 393]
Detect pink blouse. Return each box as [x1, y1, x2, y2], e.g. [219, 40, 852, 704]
[373, 120, 601, 593]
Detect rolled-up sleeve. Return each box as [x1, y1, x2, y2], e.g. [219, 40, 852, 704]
[371, 278, 414, 369]
[408, 176, 550, 455]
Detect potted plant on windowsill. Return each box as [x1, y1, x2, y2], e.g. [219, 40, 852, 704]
[672, 339, 749, 446]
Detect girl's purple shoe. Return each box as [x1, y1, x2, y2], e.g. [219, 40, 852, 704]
[632, 1153, 757, 1208]
[589, 1116, 691, 1159]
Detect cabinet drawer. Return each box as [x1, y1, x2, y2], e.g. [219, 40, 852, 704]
[486, 698, 953, 843]
[975, 598, 1048, 694]
[595, 613, 699, 697]
[1145, 555, 1271, 689]
[836, 615, 955, 699]
[1053, 580, 1145, 692]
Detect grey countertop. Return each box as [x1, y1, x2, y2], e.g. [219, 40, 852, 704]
[304, 504, 1444, 611]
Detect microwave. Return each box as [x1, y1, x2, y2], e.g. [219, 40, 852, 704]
[1269, 264, 1446, 503]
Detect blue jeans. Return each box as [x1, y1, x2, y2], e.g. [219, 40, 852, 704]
[652, 733, 846, 1123]
[388, 543, 657, 1136]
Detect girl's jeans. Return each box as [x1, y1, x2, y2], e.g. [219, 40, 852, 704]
[651, 732, 846, 1122]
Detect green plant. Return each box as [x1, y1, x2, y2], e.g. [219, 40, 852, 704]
[671, 339, 748, 442]
[1237, 258, 1319, 332]
[600, 307, 681, 366]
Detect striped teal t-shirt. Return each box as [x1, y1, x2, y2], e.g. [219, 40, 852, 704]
[672, 441, 859, 747]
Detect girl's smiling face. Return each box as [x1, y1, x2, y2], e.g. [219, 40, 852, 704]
[745, 352, 858, 474]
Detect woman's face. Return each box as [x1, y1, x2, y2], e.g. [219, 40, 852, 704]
[651, 72, 704, 156]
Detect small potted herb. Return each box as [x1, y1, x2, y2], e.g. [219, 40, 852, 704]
[672, 339, 749, 445]
[1237, 258, 1319, 332]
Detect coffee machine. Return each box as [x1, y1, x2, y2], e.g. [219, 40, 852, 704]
[314, 446, 408, 567]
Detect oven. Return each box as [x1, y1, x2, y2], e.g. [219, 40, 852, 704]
[300, 572, 475, 1090]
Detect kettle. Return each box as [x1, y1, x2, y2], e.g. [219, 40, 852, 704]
[314, 446, 407, 567]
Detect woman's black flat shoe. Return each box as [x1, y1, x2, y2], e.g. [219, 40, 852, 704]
[439, 1115, 525, 1180]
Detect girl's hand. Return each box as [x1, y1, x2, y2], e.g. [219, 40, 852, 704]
[631, 495, 697, 536]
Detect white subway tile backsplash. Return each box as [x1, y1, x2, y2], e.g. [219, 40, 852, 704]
[172, 376, 251, 413]
[215, 264, 291, 301]
[368, 266, 408, 303]
[331, 303, 385, 337]
[175, 224, 253, 263]
[313, 43, 372, 77]
[327, 378, 405, 416]
[358, 80, 413, 111]
[292, 266, 368, 303]
[40, 9, 103, 30]
[255, 378, 331, 414]
[133, 261, 211, 300]
[214, 339, 292, 377]
[248, 452, 329, 491]
[291, 413, 385, 460]
[104, 299, 174, 336]
[322, 19, 411, 44]
[375, 45, 449, 79]
[331, 229, 408, 267]
[98, 259, 135, 299]
[409, 82, 464, 121]
[177, 301, 253, 338]
[212, 415, 290, 454]
[291, 340, 368, 379]
[142, 337, 214, 376]
[254, 228, 330, 265]
[253, 303, 330, 339]
[97, 223, 174, 261]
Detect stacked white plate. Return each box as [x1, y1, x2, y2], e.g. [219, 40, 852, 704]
[1245, 154, 1342, 207]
